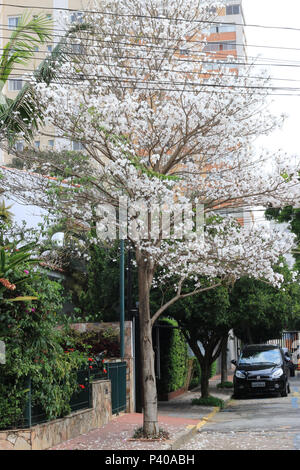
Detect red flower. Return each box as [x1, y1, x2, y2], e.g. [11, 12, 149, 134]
[69, 348, 75, 352]
[89, 366, 93, 369]
[103, 369, 107, 374]
[79, 384, 85, 389]
[88, 358, 94, 362]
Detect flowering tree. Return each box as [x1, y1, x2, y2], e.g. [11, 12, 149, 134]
[2, 0, 300, 436]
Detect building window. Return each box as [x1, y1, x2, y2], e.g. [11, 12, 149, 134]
[207, 7, 217, 14]
[14, 140, 24, 152]
[70, 12, 83, 23]
[8, 16, 20, 29]
[47, 45, 53, 53]
[226, 4, 240, 15]
[72, 141, 84, 151]
[34, 141, 40, 150]
[71, 43, 84, 54]
[48, 140, 54, 148]
[203, 43, 220, 52]
[179, 49, 190, 56]
[206, 62, 221, 71]
[210, 24, 236, 34]
[204, 41, 236, 52]
[8, 79, 23, 91]
[221, 42, 237, 50]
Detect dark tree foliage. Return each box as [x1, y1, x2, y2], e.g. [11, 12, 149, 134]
[230, 261, 300, 344]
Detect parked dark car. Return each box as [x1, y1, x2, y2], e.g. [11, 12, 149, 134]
[232, 344, 290, 398]
[282, 347, 296, 377]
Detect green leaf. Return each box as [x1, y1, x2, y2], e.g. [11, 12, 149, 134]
[7, 296, 38, 302]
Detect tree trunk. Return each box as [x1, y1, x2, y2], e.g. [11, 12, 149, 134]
[246, 326, 253, 344]
[137, 260, 159, 437]
[221, 336, 228, 384]
[185, 338, 213, 399]
[200, 359, 211, 399]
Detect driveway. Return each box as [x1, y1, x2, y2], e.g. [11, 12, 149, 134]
[179, 375, 300, 450]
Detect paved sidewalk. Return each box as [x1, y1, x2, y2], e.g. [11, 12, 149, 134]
[50, 375, 233, 450]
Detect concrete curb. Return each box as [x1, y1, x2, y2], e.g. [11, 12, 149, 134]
[166, 395, 233, 450]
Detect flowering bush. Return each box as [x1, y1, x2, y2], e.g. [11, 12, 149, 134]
[0, 228, 90, 429]
[63, 328, 120, 358]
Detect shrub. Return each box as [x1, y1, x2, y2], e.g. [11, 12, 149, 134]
[0, 234, 89, 429]
[191, 396, 225, 409]
[156, 317, 189, 395]
[62, 328, 120, 358]
[217, 381, 234, 389]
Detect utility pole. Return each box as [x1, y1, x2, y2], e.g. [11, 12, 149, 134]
[120, 239, 125, 359]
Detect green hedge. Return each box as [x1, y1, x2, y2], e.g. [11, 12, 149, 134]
[156, 318, 189, 395]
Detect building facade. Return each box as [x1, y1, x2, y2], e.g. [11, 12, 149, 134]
[0, 0, 86, 164]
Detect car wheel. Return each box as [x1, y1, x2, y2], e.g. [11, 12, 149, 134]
[233, 390, 242, 399]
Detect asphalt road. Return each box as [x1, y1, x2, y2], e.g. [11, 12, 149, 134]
[179, 375, 300, 450]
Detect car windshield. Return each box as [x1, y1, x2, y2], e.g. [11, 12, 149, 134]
[239, 349, 282, 366]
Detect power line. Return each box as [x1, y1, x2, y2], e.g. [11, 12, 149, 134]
[2, 30, 300, 68]
[2, 65, 289, 87]
[5, 69, 300, 93]
[1, 21, 300, 69]
[2, 2, 300, 33]
[4, 22, 300, 55]
[3, 44, 300, 71]
[3, 21, 300, 63]
[3, 75, 300, 97]
[4, 48, 300, 86]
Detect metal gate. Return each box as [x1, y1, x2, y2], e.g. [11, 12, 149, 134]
[268, 331, 300, 370]
[107, 362, 127, 415]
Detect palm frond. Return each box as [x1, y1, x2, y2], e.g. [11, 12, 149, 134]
[0, 200, 13, 223]
[0, 21, 91, 144]
[0, 12, 52, 84]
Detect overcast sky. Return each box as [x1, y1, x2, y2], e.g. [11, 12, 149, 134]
[242, 0, 300, 156]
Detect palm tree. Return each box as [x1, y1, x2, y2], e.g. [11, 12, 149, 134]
[0, 11, 89, 144]
[0, 201, 13, 224]
[0, 12, 52, 143]
[0, 12, 52, 87]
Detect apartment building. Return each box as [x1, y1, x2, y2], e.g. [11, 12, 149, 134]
[0, 0, 86, 164]
[205, 1, 246, 64]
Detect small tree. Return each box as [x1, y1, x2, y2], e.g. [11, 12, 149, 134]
[168, 281, 231, 398]
[230, 262, 300, 344]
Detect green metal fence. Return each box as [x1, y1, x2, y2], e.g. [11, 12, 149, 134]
[23, 367, 105, 429]
[106, 362, 127, 415]
[3, 362, 127, 430]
